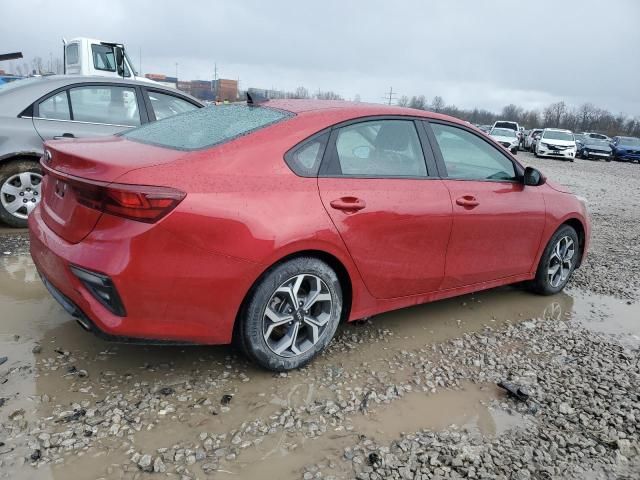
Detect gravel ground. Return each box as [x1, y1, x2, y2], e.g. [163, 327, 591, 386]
[0, 155, 638, 479]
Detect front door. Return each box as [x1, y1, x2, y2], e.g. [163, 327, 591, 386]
[426, 122, 546, 289]
[318, 119, 452, 299]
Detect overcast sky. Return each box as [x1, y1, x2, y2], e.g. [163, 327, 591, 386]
[2, 0, 639, 116]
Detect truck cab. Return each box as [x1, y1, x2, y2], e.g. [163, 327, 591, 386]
[64, 38, 152, 83]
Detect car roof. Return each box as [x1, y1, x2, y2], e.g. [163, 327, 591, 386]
[544, 128, 572, 133]
[266, 99, 467, 127]
[0, 75, 202, 116]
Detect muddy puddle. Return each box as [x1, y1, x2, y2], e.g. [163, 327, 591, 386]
[1, 254, 638, 479]
[348, 382, 526, 442]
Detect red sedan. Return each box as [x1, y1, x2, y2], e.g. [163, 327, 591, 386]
[29, 99, 590, 370]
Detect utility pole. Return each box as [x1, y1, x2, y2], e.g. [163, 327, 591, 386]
[383, 86, 397, 106]
[213, 63, 218, 81]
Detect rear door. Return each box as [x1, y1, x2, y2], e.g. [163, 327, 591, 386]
[33, 83, 146, 141]
[425, 121, 546, 289]
[317, 118, 452, 299]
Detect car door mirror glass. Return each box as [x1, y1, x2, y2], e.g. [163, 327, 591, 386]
[524, 166, 545, 186]
[353, 146, 372, 159]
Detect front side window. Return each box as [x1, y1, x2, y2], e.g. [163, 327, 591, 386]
[333, 120, 426, 177]
[69, 86, 140, 126]
[92, 44, 130, 76]
[38, 92, 71, 120]
[124, 105, 293, 150]
[431, 123, 516, 181]
[147, 90, 199, 120]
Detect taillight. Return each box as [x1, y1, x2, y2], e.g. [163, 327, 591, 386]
[73, 182, 185, 223]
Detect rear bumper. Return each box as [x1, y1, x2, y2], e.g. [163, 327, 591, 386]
[29, 206, 261, 344]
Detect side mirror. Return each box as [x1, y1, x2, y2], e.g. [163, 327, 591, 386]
[524, 166, 545, 186]
[115, 46, 125, 76]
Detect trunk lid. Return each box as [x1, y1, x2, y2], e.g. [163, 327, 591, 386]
[41, 136, 184, 243]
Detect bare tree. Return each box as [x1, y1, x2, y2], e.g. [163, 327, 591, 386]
[430, 96, 445, 113]
[292, 86, 309, 99]
[31, 56, 44, 75]
[408, 95, 426, 110]
[397, 95, 409, 107]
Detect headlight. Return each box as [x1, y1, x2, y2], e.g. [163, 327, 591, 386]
[540, 142, 549, 148]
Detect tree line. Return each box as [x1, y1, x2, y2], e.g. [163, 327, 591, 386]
[397, 95, 640, 138]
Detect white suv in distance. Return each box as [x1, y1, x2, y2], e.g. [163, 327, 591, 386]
[535, 129, 576, 162]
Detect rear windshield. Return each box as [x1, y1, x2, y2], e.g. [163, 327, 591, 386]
[123, 104, 294, 150]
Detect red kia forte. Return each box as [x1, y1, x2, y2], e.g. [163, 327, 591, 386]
[29, 99, 590, 370]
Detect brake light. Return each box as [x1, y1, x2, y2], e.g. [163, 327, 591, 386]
[73, 182, 185, 223]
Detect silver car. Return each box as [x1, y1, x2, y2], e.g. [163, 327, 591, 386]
[0, 76, 203, 227]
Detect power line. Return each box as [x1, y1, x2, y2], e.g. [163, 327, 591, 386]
[382, 86, 398, 105]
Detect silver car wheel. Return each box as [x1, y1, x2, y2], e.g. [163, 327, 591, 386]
[262, 273, 333, 358]
[547, 236, 575, 288]
[0, 172, 43, 220]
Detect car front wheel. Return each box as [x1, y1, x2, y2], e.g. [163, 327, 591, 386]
[529, 225, 579, 295]
[0, 160, 43, 228]
[237, 257, 343, 371]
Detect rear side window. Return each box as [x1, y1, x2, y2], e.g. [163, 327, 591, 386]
[285, 132, 329, 176]
[147, 90, 199, 120]
[331, 120, 427, 177]
[38, 92, 71, 120]
[66, 44, 79, 64]
[124, 105, 293, 150]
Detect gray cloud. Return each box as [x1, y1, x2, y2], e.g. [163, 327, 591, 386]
[1, 0, 639, 115]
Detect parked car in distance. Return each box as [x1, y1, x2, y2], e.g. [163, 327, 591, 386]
[610, 136, 640, 163]
[30, 100, 590, 371]
[0, 75, 203, 227]
[581, 132, 611, 142]
[525, 129, 543, 151]
[493, 120, 523, 146]
[577, 137, 612, 161]
[535, 129, 576, 161]
[489, 127, 519, 154]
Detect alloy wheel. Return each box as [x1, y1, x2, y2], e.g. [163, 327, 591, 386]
[548, 236, 575, 288]
[262, 273, 333, 358]
[0, 172, 43, 220]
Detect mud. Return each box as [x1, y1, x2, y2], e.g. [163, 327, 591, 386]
[1, 250, 638, 479]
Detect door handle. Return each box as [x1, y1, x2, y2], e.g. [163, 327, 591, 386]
[456, 195, 479, 208]
[53, 133, 75, 139]
[330, 197, 366, 213]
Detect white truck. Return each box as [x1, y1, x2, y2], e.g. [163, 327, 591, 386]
[63, 37, 153, 83]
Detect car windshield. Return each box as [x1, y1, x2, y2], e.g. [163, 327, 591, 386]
[543, 131, 574, 141]
[619, 137, 640, 146]
[494, 122, 517, 130]
[491, 128, 516, 137]
[123, 104, 294, 150]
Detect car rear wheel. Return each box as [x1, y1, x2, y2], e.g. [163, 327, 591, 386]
[0, 160, 43, 228]
[529, 225, 579, 295]
[237, 257, 343, 371]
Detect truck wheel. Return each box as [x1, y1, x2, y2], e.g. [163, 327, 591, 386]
[0, 160, 43, 228]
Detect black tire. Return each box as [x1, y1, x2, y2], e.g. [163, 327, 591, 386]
[236, 257, 343, 371]
[0, 160, 43, 228]
[529, 225, 579, 295]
